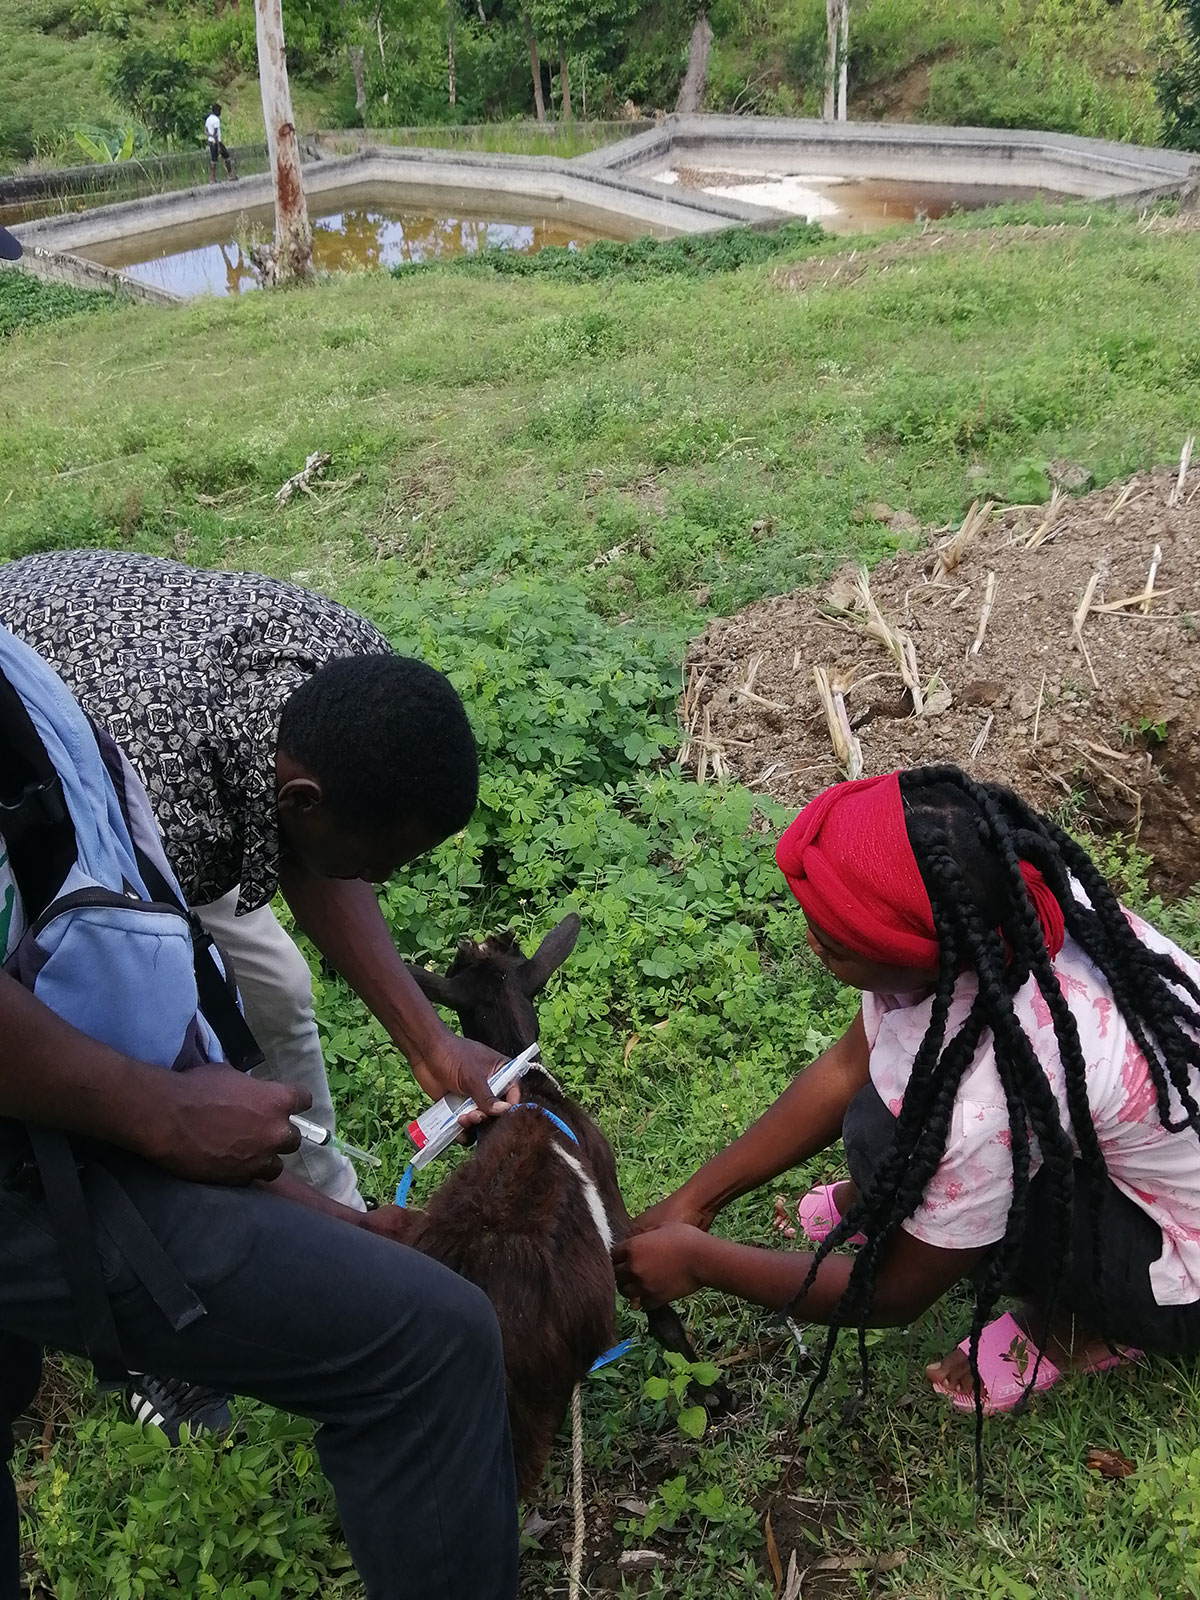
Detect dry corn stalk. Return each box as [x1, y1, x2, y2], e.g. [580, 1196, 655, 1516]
[1169, 435, 1195, 508]
[933, 499, 992, 580]
[969, 711, 994, 760]
[678, 666, 707, 768]
[1141, 543, 1163, 614]
[970, 571, 997, 656]
[1104, 479, 1135, 523]
[852, 567, 925, 713]
[1072, 573, 1102, 690]
[1093, 587, 1176, 613]
[813, 666, 863, 780]
[1025, 486, 1065, 551]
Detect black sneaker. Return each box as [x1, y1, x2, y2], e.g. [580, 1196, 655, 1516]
[126, 1374, 232, 1444]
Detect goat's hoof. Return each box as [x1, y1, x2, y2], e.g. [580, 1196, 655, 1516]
[692, 1380, 735, 1418]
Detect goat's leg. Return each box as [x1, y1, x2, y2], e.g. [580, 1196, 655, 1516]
[641, 1301, 734, 1416]
[596, 1177, 734, 1417]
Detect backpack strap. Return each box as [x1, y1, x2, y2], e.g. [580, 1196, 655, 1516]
[0, 667, 75, 919]
[128, 841, 266, 1074]
[190, 921, 266, 1072]
[24, 1129, 126, 1384]
[84, 717, 266, 1074]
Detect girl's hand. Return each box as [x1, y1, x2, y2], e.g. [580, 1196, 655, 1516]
[633, 1191, 715, 1236]
[613, 1223, 710, 1309]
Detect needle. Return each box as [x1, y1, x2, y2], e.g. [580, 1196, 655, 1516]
[290, 1114, 383, 1169]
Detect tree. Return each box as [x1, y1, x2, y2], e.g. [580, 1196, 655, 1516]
[526, 0, 635, 120]
[522, 11, 547, 121]
[1157, 0, 1200, 149]
[675, 10, 713, 113]
[823, 0, 849, 122]
[254, 0, 314, 285]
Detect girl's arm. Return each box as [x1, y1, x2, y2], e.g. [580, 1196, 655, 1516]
[614, 1220, 985, 1327]
[637, 1009, 870, 1233]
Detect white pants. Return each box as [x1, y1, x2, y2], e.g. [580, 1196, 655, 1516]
[196, 888, 365, 1210]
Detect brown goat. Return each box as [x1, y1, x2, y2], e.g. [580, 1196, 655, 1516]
[404, 914, 729, 1496]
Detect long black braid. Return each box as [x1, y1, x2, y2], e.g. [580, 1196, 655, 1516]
[790, 764, 1200, 1490]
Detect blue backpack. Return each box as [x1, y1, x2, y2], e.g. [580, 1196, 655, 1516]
[0, 624, 262, 1376]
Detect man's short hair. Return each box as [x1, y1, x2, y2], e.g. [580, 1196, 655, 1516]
[277, 655, 479, 838]
[211, 101, 221, 113]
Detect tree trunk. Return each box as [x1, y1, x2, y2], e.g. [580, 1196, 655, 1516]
[675, 11, 713, 113]
[560, 53, 572, 121]
[523, 12, 547, 122]
[823, 0, 838, 121]
[254, 0, 313, 285]
[448, 0, 456, 106]
[348, 44, 366, 118]
[837, 0, 849, 120]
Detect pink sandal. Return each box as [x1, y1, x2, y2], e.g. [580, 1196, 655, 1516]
[930, 1311, 1142, 1417]
[797, 1183, 866, 1247]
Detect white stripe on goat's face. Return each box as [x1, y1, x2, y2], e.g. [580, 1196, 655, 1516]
[551, 1143, 614, 1253]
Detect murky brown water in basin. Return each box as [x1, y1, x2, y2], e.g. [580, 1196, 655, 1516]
[658, 167, 1071, 232]
[83, 200, 608, 296]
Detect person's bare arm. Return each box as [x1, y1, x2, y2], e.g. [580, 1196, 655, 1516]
[278, 861, 507, 1119]
[262, 1169, 425, 1244]
[0, 971, 306, 1183]
[614, 1219, 984, 1327]
[637, 1009, 870, 1233]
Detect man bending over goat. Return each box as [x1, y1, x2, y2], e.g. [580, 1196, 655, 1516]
[0, 550, 514, 1440]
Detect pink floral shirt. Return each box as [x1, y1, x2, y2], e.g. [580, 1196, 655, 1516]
[864, 910, 1200, 1306]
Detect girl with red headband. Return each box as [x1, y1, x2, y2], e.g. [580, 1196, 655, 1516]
[614, 765, 1200, 1475]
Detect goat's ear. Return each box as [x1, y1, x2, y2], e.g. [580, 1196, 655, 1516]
[406, 963, 467, 1014]
[520, 913, 582, 996]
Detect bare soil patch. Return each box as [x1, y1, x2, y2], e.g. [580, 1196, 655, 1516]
[682, 458, 1200, 893]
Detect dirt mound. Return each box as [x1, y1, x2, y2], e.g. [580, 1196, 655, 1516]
[682, 457, 1200, 893]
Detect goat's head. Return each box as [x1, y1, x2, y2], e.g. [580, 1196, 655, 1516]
[407, 913, 581, 1057]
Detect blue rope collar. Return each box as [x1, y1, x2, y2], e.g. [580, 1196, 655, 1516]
[505, 1100, 579, 1146]
[394, 1101, 632, 1375]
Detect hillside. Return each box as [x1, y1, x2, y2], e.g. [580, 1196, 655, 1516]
[0, 0, 1185, 168]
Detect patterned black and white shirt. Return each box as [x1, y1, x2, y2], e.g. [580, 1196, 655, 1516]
[0, 551, 390, 913]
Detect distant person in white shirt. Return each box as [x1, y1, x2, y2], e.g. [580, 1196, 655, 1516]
[205, 102, 235, 183]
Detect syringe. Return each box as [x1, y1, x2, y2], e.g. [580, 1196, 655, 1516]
[290, 1114, 383, 1169]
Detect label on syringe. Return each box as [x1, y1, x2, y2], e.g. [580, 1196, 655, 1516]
[407, 1043, 540, 1169]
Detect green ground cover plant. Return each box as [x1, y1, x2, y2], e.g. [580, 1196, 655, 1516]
[0, 269, 119, 337]
[2, 205, 1200, 1597]
[393, 220, 826, 283]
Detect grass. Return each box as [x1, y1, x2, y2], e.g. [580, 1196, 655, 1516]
[320, 120, 648, 158]
[2, 204, 1200, 1598]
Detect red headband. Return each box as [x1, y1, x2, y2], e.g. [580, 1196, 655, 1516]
[775, 774, 1064, 968]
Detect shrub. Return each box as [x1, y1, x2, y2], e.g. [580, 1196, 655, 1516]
[1157, 0, 1200, 150]
[107, 39, 208, 146]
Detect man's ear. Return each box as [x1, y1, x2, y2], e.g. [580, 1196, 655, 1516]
[276, 775, 324, 815]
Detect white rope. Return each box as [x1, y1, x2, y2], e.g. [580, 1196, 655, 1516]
[568, 1382, 584, 1600]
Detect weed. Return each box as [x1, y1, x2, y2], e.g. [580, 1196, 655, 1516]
[0, 270, 115, 337]
[391, 221, 827, 285]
